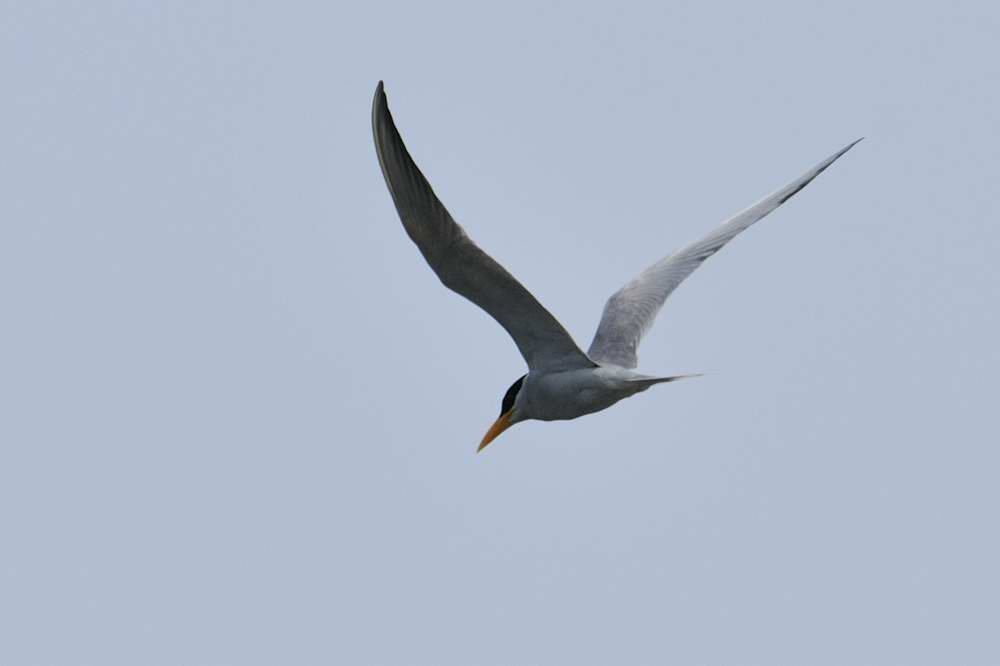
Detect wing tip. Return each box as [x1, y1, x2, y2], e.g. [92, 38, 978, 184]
[372, 81, 391, 140]
[824, 137, 864, 165]
[828, 137, 864, 163]
[841, 136, 865, 154]
[803, 135, 864, 185]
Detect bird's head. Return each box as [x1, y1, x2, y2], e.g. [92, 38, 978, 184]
[478, 374, 527, 453]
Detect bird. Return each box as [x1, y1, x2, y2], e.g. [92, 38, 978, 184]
[371, 81, 860, 453]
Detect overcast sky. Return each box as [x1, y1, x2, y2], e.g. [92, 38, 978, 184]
[2, 2, 999, 664]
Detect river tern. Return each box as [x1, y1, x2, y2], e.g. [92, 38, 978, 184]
[372, 81, 859, 452]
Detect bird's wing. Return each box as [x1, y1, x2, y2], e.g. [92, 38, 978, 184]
[587, 139, 861, 368]
[372, 82, 594, 372]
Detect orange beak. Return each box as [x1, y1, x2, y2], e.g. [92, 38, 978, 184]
[478, 410, 513, 453]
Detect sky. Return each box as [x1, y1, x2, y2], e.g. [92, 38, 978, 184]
[2, 1, 999, 664]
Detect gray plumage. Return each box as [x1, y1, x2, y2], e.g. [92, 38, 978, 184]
[371, 81, 859, 448]
[372, 82, 593, 374]
[587, 138, 863, 368]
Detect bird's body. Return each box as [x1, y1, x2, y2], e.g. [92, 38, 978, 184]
[519, 365, 702, 423]
[371, 81, 859, 451]
[519, 365, 666, 422]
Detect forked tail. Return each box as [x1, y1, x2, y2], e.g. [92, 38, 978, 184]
[627, 373, 704, 390]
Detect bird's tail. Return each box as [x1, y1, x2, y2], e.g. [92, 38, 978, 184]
[627, 373, 704, 390]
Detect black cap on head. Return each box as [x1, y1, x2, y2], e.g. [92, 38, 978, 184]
[500, 375, 526, 415]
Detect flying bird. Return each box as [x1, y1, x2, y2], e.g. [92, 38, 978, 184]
[371, 81, 859, 452]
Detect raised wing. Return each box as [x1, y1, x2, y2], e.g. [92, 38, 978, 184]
[372, 82, 594, 372]
[588, 139, 861, 368]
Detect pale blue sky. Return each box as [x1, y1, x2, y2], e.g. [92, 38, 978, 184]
[2, 2, 999, 664]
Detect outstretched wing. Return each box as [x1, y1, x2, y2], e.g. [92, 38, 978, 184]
[373, 82, 594, 372]
[588, 139, 861, 368]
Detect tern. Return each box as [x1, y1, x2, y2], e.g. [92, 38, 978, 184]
[372, 82, 859, 452]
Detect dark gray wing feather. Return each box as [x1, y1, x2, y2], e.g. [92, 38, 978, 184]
[588, 139, 861, 368]
[372, 82, 594, 372]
